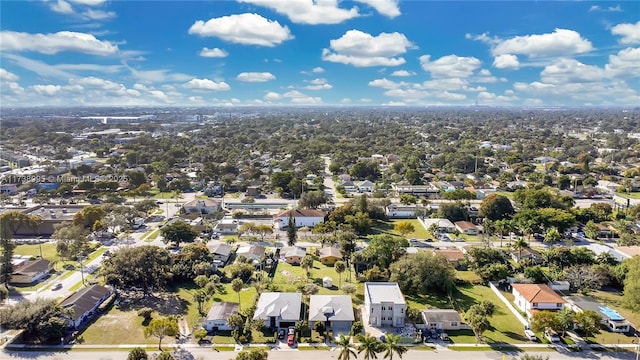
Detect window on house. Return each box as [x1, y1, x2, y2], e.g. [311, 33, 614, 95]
[401, 308, 404, 314]
[557, 303, 562, 307]
[451, 322, 458, 327]
[371, 308, 374, 313]
[532, 303, 538, 307]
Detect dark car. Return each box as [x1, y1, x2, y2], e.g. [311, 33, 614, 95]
[278, 329, 286, 340]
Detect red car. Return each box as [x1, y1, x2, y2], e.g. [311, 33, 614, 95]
[287, 328, 295, 346]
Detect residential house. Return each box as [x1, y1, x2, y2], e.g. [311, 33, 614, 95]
[281, 247, 307, 265]
[10, 259, 51, 284]
[308, 295, 354, 335]
[392, 183, 440, 197]
[340, 181, 358, 193]
[215, 218, 238, 234]
[433, 248, 465, 269]
[511, 247, 544, 265]
[454, 221, 479, 235]
[207, 242, 233, 266]
[253, 292, 302, 329]
[512, 283, 565, 318]
[422, 218, 456, 233]
[236, 245, 266, 261]
[421, 309, 466, 331]
[317, 247, 342, 266]
[565, 296, 631, 333]
[182, 199, 222, 215]
[386, 204, 423, 219]
[13, 205, 85, 235]
[364, 282, 406, 328]
[60, 284, 113, 328]
[273, 209, 325, 230]
[583, 243, 627, 262]
[357, 180, 375, 193]
[202, 302, 239, 332]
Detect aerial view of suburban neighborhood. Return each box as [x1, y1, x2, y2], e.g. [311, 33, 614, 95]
[1, 1, 639, 360]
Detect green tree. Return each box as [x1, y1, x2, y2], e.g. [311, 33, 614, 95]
[356, 333, 382, 360]
[344, 211, 372, 235]
[155, 352, 174, 360]
[556, 308, 575, 336]
[574, 310, 602, 338]
[287, 212, 297, 246]
[52, 223, 89, 261]
[479, 194, 515, 221]
[393, 221, 415, 237]
[399, 194, 417, 205]
[232, 278, 244, 308]
[72, 205, 106, 228]
[144, 317, 179, 350]
[389, 252, 455, 295]
[381, 333, 407, 360]
[530, 311, 561, 333]
[466, 304, 491, 343]
[101, 246, 173, 295]
[301, 255, 315, 280]
[194, 328, 208, 343]
[160, 221, 197, 247]
[583, 220, 600, 240]
[234, 348, 269, 360]
[127, 347, 148, 360]
[0, 215, 16, 286]
[336, 334, 357, 360]
[299, 191, 329, 209]
[335, 260, 346, 287]
[623, 256, 640, 313]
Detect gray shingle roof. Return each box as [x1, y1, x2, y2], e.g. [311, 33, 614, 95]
[308, 295, 354, 322]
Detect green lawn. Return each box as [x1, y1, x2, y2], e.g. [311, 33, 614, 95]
[373, 219, 432, 239]
[14, 242, 57, 259]
[588, 290, 639, 345]
[79, 306, 173, 345]
[142, 228, 161, 242]
[615, 192, 640, 199]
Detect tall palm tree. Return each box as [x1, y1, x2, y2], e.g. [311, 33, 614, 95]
[512, 237, 528, 262]
[381, 333, 407, 360]
[336, 334, 357, 360]
[335, 260, 346, 287]
[357, 333, 382, 360]
[231, 278, 243, 308]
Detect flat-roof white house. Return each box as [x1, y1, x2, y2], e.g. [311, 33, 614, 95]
[308, 295, 355, 336]
[422, 218, 456, 233]
[273, 209, 325, 230]
[253, 292, 302, 329]
[364, 282, 406, 328]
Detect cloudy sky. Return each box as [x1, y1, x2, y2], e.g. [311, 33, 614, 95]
[1, 0, 639, 107]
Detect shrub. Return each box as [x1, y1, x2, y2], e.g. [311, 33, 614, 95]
[137, 307, 153, 320]
[127, 347, 148, 360]
[98, 293, 117, 312]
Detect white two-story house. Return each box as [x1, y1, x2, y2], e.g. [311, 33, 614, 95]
[512, 283, 565, 318]
[364, 282, 406, 328]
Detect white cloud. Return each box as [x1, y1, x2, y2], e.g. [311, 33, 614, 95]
[540, 58, 606, 84]
[68, 0, 107, 5]
[322, 30, 413, 67]
[238, 0, 359, 24]
[589, 4, 622, 12]
[340, 98, 351, 104]
[611, 21, 640, 44]
[384, 88, 429, 99]
[436, 91, 466, 101]
[283, 90, 322, 104]
[188, 13, 293, 47]
[236, 72, 276, 82]
[80, 9, 116, 20]
[264, 91, 282, 100]
[493, 54, 520, 69]
[605, 47, 640, 78]
[32, 84, 62, 96]
[476, 91, 517, 105]
[312, 67, 325, 73]
[149, 90, 170, 102]
[420, 54, 482, 78]
[490, 29, 593, 57]
[50, 0, 74, 14]
[368, 78, 405, 89]
[184, 78, 231, 91]
[390, 70, 415, 77]
[199, 47, 229, 58]
[304, 78, 333, 90]
[0, 68, 19, 82]
[354, 0, 400, 18]
[360, 98, 372, 102]
[0, 30, 118, 55]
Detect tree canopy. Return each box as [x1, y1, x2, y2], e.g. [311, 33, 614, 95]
[101, 245, 173, 294]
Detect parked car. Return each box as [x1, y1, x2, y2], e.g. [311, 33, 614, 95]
[439, 333, 450, 341]
[52, 283, 62, 291]
[524, 329, 537, 341]
[544, 328, 560, 343]
[287, 328, 296, 346]
[277, 329, 285, 340]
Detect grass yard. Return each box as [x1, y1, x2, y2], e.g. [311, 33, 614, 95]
[615, 192, 640, 199]
[142, 228, 161, 242]
[14, 242, 57, 259]
[387, 219, 432, 239]
[588, 290, 639, 345]
[79, 307, 173, 345]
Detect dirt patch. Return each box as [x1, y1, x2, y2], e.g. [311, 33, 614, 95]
[116, 291, 188, 316]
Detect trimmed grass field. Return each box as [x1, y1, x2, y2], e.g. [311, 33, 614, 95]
[14, 242, 57, 259]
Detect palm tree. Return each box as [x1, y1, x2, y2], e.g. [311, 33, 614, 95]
[357, 333, 382, 360]
[231, 278, 243, 308]
[335, 260, 346, 287]
[301, 254, 315, 280]
[336, 334, 357, 360]
[512, 237, 528, 262]
[381, 333, 407, 360]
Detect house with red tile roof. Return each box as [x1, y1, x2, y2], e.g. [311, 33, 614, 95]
[512, 283, 565, 318]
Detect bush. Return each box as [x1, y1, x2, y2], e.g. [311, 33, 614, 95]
[137, 307, 153, 320]
[98, 293, 117, 312]
[127, 347, 148, 360]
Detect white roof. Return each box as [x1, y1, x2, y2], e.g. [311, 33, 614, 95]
[582, 244, 626, 262]
[308, 295, 355, 322]
[253, 292, 302, 322]
[422, 218, 455, 228]
[364, 282, 406, 305]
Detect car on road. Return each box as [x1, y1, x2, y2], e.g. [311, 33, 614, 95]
[544, 328, 560, 343]
[524, 329, 537, 341]
[52, 283, 62, 291]
[277, 329, 285, 340]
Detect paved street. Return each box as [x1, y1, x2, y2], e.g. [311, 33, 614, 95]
[2, 348, 637, 360]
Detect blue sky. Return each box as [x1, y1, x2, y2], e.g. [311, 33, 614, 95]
[1, 0, 639, 107]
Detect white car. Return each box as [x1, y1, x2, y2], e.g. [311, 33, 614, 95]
[524, 330, 537, 341]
